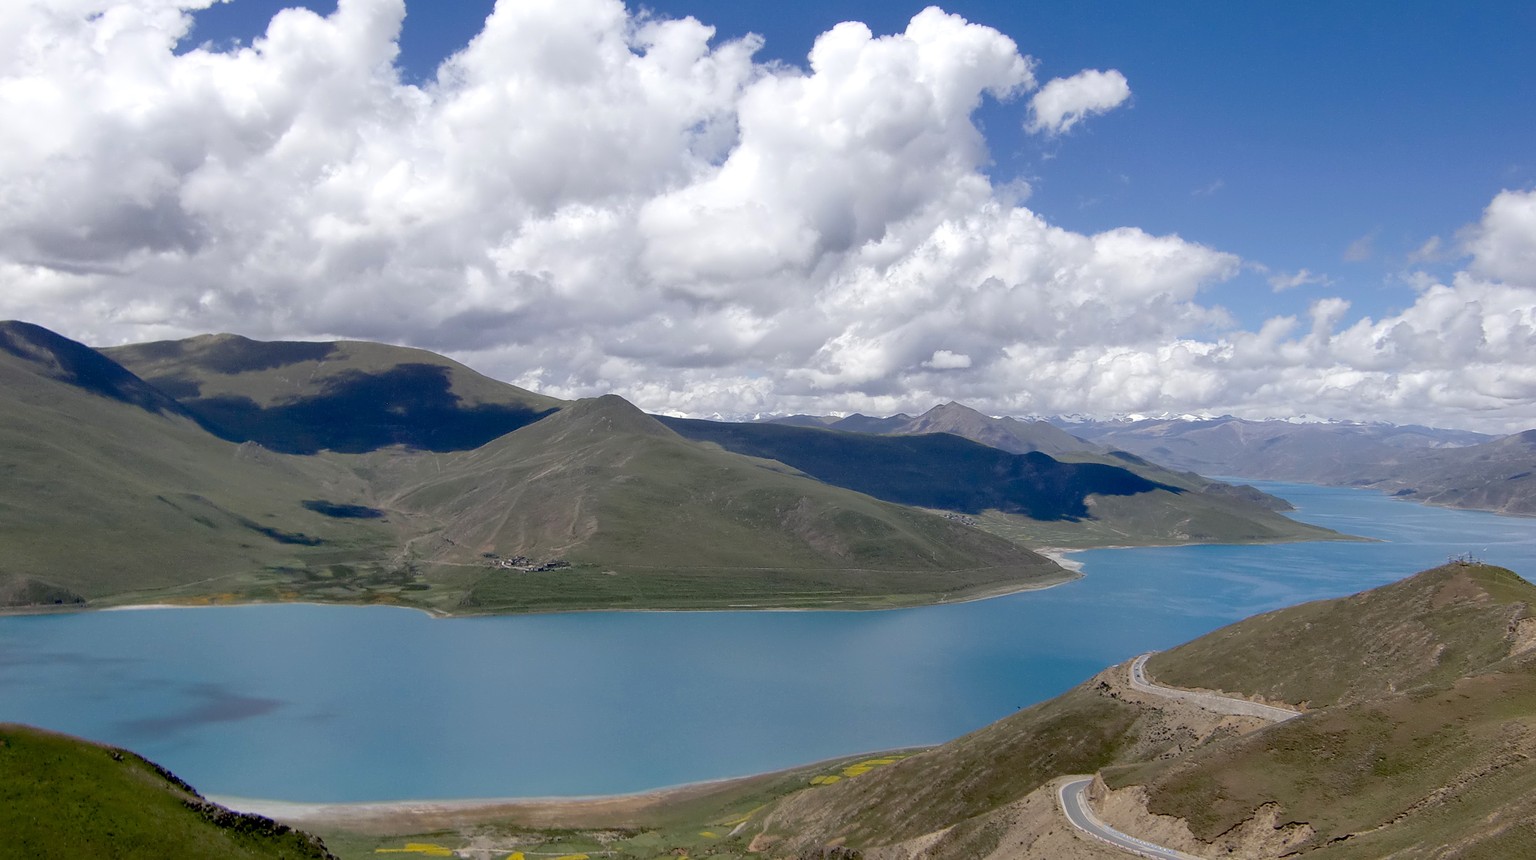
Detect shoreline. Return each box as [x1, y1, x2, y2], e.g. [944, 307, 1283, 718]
[3, 565, 1082, 620]
[1034, 547, 1087, 573]
[210, 745, 930, 827]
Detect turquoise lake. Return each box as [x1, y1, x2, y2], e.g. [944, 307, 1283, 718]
[2, 481, 1534, 802]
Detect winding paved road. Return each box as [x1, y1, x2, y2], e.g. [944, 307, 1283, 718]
[1058, 777, 1202, 860]
[1128, 653, 1301, 722]
[1057, 653, 1303, 857]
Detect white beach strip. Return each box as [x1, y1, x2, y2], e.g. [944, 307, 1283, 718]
[1034, 547, 1086, 573]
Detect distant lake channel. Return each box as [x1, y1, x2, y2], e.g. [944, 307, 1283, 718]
[2, 481, 1534, 802]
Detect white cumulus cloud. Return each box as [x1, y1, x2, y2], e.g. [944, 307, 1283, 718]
[1465, 188, 1536, 286]
[0, 1, 1532, 432]
[924, 350, 972, 370]
[1026, 68, 1130, 135]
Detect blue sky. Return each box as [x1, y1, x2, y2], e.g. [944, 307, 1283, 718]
[185, 0, 1536, 329]
[4, 0, 1535, 429]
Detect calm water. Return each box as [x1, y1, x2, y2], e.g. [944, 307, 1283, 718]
[1, 482, 1533, 802]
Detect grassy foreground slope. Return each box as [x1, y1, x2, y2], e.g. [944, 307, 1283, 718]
[0, 724, 335, 859]
[743, 562, 1536, 858]
[0, 322, 395, 606]
[377, 396, 1069, 612]
[1117, 562, 1536, 857]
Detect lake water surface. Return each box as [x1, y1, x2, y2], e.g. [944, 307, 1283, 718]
[2, 482, 1533, 802]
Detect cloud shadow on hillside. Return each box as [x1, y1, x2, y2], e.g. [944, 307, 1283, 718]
[661, 417, 1179, 521]
[173, 364, 556, 454]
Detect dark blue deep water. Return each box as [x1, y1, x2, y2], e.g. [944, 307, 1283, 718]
[1, 482, 1533, 802]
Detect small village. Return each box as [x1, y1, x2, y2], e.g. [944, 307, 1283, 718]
[481, 553, 572, 573]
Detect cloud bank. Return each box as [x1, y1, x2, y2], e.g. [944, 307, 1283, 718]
[1, 0, 1533, 432]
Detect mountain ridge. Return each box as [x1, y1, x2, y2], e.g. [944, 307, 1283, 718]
[1065, 414, 1534, 516]
[103, 334, 562, 454]
[4, 322, 1073, 613]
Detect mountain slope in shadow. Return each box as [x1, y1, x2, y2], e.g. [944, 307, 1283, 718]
[661, 415, 1177, 521]
[104, 335, 562, 454]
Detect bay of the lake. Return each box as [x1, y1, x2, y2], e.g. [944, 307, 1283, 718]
[2, 481, 1533, 802]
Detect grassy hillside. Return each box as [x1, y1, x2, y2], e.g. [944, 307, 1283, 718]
[104, 334, 562, 454]
[376, 396, 1070, 612]
[7, 323, 1071, 613]
[0, 723, 335, 859]
[0, 320, 1356, 618]
[1110, 562, 1536, 856]
[742, 562, 1536, 858]
[0, 322, 397, 605]
[755, 685, 1147, 850]
[1116, 670, 1536, 858]
[661, 415, 1342, 548]
[662, 416, 1181, 519]
[1146, 562, 1535, 707]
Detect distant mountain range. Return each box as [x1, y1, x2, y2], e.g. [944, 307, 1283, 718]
[1059, 415, 1535, 516]
[768, 403, 1093, 457]
[766, 406, 1536, 518]
[672, 408, 1333, 549]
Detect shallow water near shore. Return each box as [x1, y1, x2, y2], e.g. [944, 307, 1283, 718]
[2, 481, 1533, 802]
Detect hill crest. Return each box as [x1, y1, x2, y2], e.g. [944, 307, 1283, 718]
[104, 333, 562, 454]
[1, 320, 192, 418]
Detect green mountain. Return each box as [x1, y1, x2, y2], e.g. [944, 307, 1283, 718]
[105, 330, 1345, 550]
[103, 334, 562, 454]
[376, 395, 1068, 612]
[893, 403, 1295, 509]
[663, 414, 1175, 519]
[0, 723, 335, 859]
[0, 321, 394, 607]
[661, 413, 1340, 548]
[4, 322, 1069, 612]
[744, 562, 1536, 858]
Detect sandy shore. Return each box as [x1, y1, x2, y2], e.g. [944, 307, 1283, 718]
[56, 600, 448, 619]
[1035, 547, 1087, 573]
[211, 781, 727, 830]
[209, 748, 925, 833]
